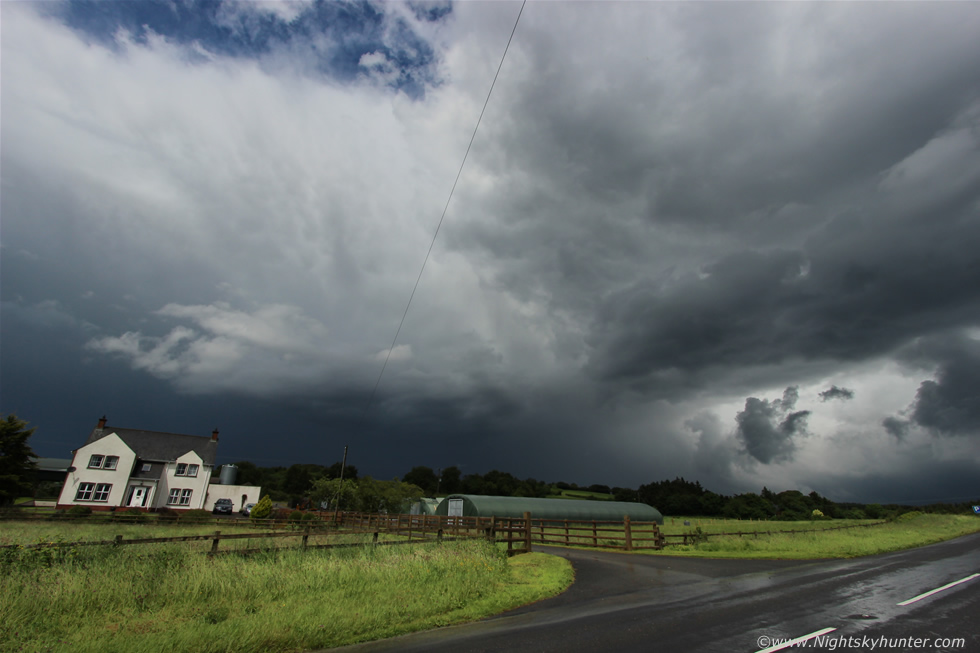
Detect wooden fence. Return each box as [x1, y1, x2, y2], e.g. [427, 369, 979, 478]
[1, 509, 887, 555]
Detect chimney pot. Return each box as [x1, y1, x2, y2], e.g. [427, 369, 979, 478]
[97, 415, 107, 429]
[211, 428, 219, 441]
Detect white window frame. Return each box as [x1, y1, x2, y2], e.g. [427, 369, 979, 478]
[92, 483, 111, 502]
[75, 482, 95, 501]
[168, 488, 193, 506]
[103, 456, 119, 470]
[175, 463, 199, 477]
[88, 455, 104, 469]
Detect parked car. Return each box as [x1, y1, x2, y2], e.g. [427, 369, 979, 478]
[212, 498, 234, 515]
[241, 502, 256, 516]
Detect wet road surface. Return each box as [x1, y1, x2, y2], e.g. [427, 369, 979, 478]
[332, 532, 980, 652]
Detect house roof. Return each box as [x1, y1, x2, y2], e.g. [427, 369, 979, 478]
[32, 457, 74, 472]
[85, 426, 218, 466]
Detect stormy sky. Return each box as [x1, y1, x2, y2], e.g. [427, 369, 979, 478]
[3, 1, 979, 505]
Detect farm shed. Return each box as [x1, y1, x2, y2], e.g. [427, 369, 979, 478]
[435, 494, 663, 524]
[408, 497, 442, 515]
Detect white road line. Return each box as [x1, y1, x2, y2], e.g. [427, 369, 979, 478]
[755, 627, 837, 653]
[897, 572, 980, 606]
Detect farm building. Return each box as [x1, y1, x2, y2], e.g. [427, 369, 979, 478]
[434, 494, 663, 524]
[408, 497, 442, 515]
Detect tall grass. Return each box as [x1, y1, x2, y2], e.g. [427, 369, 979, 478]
[0, 537, 571, 653]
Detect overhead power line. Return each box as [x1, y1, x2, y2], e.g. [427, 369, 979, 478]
[366, 0, 528, 410]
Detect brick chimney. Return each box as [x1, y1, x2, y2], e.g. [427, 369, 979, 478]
[97, 415, 107, 429]
[211, 428, 219, 441]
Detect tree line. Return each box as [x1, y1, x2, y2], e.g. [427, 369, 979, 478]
[228, 461, 977, 520]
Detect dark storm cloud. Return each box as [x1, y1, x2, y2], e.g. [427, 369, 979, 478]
[735, 387, 810, 464]
[882, 416, 911, 441]
[819, 386, 855, 402]
[5, 2, 980, 502]
[907, 337, 980, 437]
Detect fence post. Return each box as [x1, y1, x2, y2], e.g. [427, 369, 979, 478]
[624, 516, 632, 551]
[564, 519, 569, 545]
[302, 528, 309, 550]
[372, 531, 379, 544]
[210, 531, 221, 557]
[437, 528, 444, 542]
[486, 515, 496, 542]
[114, 534, 123, 547]
[592, 521, 597, 547]
[524, 512, 532, 554]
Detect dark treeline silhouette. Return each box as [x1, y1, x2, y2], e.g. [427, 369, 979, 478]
[230, 461, 977, 518]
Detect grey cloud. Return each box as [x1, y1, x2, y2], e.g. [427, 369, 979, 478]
[882, 416, 911, 441]
[909, 340, 980, 437]
[735, 387, 811, 464]
[819, 385, 855, 402]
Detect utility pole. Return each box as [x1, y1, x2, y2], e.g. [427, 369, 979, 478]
[332, 445, 348, 523]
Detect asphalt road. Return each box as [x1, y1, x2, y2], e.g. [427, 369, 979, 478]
[333, 532, 980, 652]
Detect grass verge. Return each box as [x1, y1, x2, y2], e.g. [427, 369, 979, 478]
[647, 514, 980, 559]
[0, 535, 571, 653]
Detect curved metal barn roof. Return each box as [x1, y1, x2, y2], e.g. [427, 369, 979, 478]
[435, 494, 663, 523]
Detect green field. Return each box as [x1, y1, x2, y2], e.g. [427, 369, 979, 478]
[650, 513, 980, 558]
[0, 523, 572, 653]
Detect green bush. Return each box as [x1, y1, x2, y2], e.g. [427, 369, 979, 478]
[301, 512, 320, 523]
[157, 507, 179, 522]
[896, 511, 924, 522]
[181, 509, 211, 523]
[289, 510, 304, 523]
[113, 508, 146, 523]
[250, 494, 273, 520]
[67, 506, 92, 517]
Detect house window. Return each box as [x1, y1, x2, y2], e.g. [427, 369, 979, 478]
[75, 482, 111, 502]
[92, 483, 111, 501]
[75, 482, 94, 501]
[141, 464, 152, 472]
[175, 463, 199, 477]
[87, 455, 119, 470]
[168, 489, 193, 506]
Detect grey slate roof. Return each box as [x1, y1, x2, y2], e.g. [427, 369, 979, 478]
[32, 457, 74, 472]
[85, 426, 218, 466]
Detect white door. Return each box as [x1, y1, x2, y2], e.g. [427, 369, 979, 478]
[448, 498, 463, 517]
[128, 486, 146, 507]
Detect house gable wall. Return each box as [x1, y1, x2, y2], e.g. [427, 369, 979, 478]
[57, 433, 137, 509]
[155, 450, 210, 510]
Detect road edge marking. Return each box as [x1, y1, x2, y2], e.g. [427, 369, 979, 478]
[897, 572, 980, 606]
[755, 627, 837, 653]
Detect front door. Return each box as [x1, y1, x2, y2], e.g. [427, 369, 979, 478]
[128, 486, 146, 507]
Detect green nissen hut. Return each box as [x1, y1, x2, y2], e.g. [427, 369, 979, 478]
[434, 494, 663, 524]
[408, 497, 442, 515]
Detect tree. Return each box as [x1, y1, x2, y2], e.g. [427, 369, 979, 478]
[402, 466, 438, 495]
[250, 495, 273, 520]
[0, 414, 39, 506]
[309, 477, 358, 511]
[439, 466, 461, 495]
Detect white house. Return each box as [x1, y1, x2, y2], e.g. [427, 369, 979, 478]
[58, 417, 257, 512]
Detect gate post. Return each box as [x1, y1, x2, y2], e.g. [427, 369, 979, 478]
[624, 515, 632, 551]
[524, 512, 532, 554]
